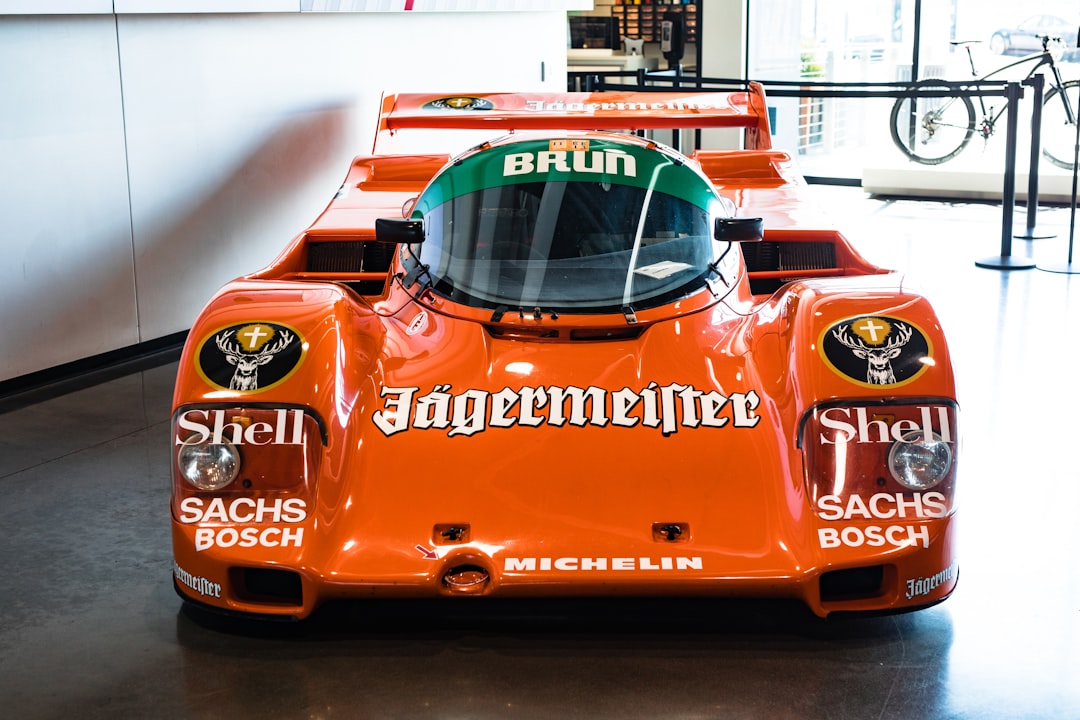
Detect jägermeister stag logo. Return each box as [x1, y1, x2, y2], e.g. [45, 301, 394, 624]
[820, 316, 931, 387]
[196, 322, 304, 392]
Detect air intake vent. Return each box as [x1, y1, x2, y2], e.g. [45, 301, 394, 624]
[360, 241, 394, 273]
[308, 241, 364, 272]
[233, 567, 303, 606]
[743, 241, 839, 295]
[742, 241, 779, 273]
[306, 240, 394, 295]
[777, 241, 837, 271]
[485, 325, 645, 342]
[486, 326, 561, 341]
[820, 565, 885, 601]
[569, 326, 645, 341]
[743, 241, 836, 272]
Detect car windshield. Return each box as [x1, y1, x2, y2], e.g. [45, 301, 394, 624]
[409, 137, 719, 314]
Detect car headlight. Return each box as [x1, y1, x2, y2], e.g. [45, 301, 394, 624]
[177, 438, 240, 490]
[887, 429, 952, 490]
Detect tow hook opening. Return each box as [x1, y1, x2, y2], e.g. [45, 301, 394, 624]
[442, 564, 491, 595]
[652, 522, 690, 542]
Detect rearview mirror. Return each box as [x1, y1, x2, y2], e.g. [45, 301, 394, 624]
[714, 216, 764, 243]
[375, 218, 424, 245]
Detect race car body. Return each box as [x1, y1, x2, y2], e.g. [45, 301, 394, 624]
[171, 87, 959, 620]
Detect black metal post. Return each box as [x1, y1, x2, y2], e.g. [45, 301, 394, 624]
[910, 0, 922, 83]
[1038, 38, 1080, 274]
[671, 65, 683, 152]
[977, 81, 1036, 269]
[1017, 73, 1055, 240]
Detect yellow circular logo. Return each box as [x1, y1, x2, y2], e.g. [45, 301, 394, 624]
[819, 316, 933, 387]
[195, 322, 304, 393]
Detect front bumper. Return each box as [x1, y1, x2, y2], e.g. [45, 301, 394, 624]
[171, 517, 957, 620]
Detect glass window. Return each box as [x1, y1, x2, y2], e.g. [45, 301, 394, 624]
[416, 180, 713, 313]
[747, 0, 1080, 180]
[749, 0, 912, 179]
[406, 136, 730, 315]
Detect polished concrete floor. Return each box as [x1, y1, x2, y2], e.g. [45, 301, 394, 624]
[2, 186, 1080, 719]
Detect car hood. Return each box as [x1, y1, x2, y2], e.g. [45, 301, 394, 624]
[303, 299, 811, 583]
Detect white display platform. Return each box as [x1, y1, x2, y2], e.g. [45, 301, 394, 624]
[861, 139, 1080, 204]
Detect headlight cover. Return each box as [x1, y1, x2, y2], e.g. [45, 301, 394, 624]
[887, 429, 952, 490]
[801, 401, 958, 520]
[177, 439, 240, 491]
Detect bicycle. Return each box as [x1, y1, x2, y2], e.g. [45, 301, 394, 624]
[890, 34, 1079, 167]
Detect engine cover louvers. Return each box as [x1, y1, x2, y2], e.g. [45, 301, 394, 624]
[305, 240, 393, 295]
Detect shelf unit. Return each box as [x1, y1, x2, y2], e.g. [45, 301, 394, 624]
[609, 2, 698, 45]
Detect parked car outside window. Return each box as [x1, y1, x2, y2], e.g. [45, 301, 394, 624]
[989, 15, 1078, 56]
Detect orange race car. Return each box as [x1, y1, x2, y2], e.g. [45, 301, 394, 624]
[170, 87, 959, 620]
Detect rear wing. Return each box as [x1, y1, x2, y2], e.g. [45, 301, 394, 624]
[373, 87, 772, 155]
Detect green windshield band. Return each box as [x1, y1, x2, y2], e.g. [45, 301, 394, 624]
[413, 139, 717, 217]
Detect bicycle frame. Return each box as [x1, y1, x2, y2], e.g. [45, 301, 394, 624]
[890, 34, 1080, 166]
[959, 41, 1076, 131]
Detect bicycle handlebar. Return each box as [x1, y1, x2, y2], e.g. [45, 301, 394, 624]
[1039, 35, 1064, 50]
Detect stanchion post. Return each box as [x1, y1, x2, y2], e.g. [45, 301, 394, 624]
[1017, 73, 1055, 240]
[977, 81, 1036, 269]
[1038, 29, 1080, 275]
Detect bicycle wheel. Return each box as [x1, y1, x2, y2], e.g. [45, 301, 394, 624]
[1040, 80, 1080, 170]
[890, 80, 976, 165]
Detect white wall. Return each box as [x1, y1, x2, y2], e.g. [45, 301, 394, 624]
[1, 16, 137, 378]
[746, 0, 800, 152]
[698, 0, 748, 150]
[0, 10, 570, 382]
